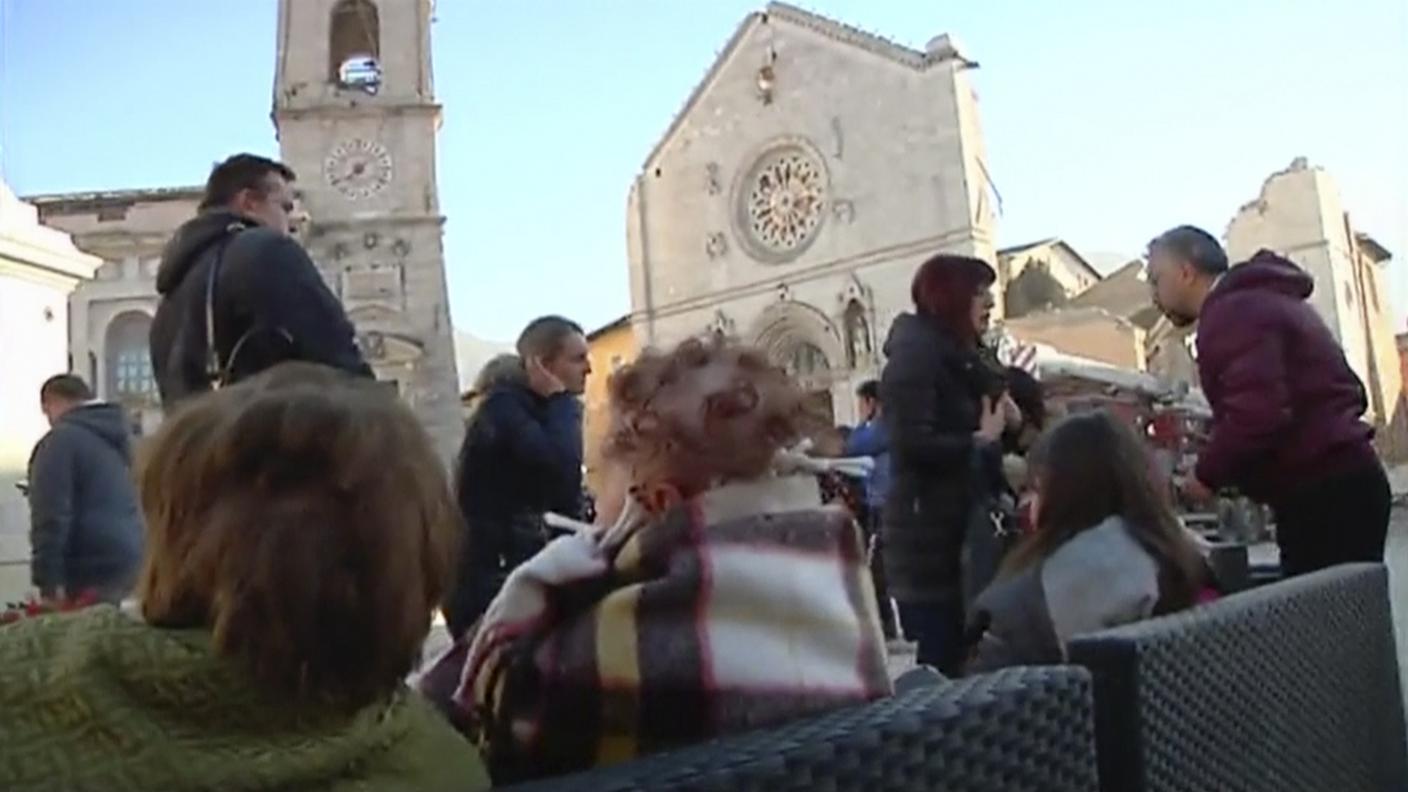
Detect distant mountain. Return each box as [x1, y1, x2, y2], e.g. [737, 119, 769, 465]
[453, 330, 513, 393]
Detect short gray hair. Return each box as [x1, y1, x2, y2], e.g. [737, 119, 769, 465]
[1148, 225, 1228, 276]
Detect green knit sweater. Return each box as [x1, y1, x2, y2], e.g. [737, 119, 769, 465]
[0, 606, 490, 792]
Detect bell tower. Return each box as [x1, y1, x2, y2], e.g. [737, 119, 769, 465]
[272, 0, 461, 463]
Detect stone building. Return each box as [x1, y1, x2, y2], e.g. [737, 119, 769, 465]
[583, 316, 638, 493]
[1065, 259, 1198, 388]
[0, 179, 101, 602]
[272, 0, 461, 462]
[1225, 158, 1404, 458]
[998, 238, 1102, 319]
[27, 0, 464, 462]
[1004, 307, 1145, 371]
[27, 188, 203, 436]
[625, 3, 997, 426]
[1399, 330, 1408, 400]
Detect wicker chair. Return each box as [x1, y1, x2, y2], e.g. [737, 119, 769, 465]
[1069, 563, 1408, 792]
[506, 666, 1099, 791]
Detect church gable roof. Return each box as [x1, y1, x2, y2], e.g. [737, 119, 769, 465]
[999, 238, 1103, 283]
[640, 3, 950, 172]
[766, 3, 938, 70]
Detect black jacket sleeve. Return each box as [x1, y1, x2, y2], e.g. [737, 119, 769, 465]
[540, 395, 585, 516]
[881, 346, 975, 472]
[484, 390, 584, 517]
[231, 232, 374, 378]
[27, 430, 76, 594]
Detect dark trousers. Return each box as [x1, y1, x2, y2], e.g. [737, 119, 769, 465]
[1271, 462, 1391, 577]
[897, 599, 966, 676]
[857, 503, 897, 639]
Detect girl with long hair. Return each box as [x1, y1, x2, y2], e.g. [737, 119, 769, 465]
[967, 410, 1207, 672]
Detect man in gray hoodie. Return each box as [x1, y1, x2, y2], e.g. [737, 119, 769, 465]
[28, 375, 144, 603]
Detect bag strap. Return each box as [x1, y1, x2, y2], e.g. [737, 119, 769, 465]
[203, 221, 251, 390]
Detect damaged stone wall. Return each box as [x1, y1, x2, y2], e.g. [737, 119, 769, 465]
[1226, 158, 1405, 461]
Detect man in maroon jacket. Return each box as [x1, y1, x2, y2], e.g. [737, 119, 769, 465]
[1146, 225, 1390, 576]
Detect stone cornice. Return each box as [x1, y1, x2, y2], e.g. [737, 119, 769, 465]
[0, 254, 90, 290]
[0, 232, 101, 284]
[766, 3, 936, 70]
[642, 227, 979, 320]
[23, 186, 203, 212]
[274, 102, 442, 124]
[305, 215, 446, 234]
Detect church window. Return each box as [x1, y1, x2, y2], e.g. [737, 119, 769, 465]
[104, 311, 156, 402]
[738, 143, 828, 261]
[842, 300, 872, 369]
[783, 341, 830, 380]
[330, 0, 381, 92]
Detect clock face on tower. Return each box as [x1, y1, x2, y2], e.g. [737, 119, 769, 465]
[324, 138, 393, 200]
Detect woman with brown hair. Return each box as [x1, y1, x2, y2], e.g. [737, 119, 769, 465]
[966, 410, 1207, 672]
[0, 363, 489, 791]
[879, 253, 1011, 674]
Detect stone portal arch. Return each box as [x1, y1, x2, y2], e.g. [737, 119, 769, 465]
[750, 301, 844, 424]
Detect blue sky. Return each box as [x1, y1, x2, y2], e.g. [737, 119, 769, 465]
[2, 0, 1404, 342]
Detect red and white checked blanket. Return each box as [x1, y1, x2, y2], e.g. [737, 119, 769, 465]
[435, 474, 892, 782]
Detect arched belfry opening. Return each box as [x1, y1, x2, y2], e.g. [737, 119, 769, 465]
[329, 0, 382, 92]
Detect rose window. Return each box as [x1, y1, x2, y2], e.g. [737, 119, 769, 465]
[740, 146, 827, 259]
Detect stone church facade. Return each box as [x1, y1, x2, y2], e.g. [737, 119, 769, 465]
[626, 3, 997, 425]
[26, 0, 462, 462]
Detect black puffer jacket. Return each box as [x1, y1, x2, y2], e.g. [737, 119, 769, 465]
[445, 382, 585, 636]
[879, 313, 1001, 604]
[149, 210, 372, 408]
[27, 403, 144, 598]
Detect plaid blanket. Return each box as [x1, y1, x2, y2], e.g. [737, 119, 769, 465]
[432, 473, 891, 783]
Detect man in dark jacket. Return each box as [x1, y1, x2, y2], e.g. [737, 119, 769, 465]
[445, 316, 591, 637]
[1147, 225, 1390, 576]
[28, 375, 144, 603]
[150, 153, 371, 407]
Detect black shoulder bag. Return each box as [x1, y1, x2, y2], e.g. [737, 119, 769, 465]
[203, 222, 293, 390]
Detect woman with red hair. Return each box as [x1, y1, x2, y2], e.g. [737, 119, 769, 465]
[879, 253, 1009, 673]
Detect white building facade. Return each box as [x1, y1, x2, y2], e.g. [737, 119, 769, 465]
[0, 179, 101, 602]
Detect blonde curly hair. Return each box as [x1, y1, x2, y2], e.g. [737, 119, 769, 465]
[602, 335, 817, 511]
